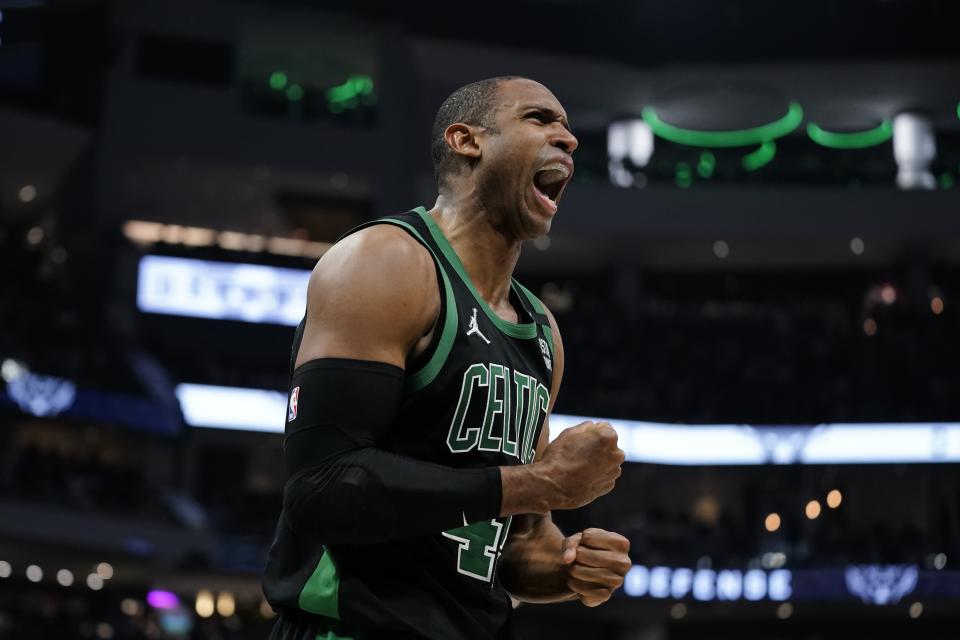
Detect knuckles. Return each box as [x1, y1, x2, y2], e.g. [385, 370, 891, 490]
[596, 425, 617, 442]
[584, 589, 612, 607]
[581, 527, 608, 541]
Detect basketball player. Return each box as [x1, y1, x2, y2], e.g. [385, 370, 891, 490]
[263, 77, 631, 639]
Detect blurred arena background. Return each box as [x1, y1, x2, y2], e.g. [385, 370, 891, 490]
[1, 0, 960, 638]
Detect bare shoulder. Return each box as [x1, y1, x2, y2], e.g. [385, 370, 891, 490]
[295, 224, 440, 367]
[313, 223, 434, 291]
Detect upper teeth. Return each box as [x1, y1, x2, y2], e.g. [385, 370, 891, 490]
[537, 163, 570, 185]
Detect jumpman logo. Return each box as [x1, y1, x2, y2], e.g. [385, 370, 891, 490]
[466, 308, 491, 344]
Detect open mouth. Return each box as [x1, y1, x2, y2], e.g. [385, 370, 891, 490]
[532, 162, 571, 212]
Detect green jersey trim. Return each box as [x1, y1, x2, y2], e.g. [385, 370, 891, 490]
[414, 207, 538, 340]
[337, 217, 459, 393]
[377, 219, 458, 393]
[513, 280, 554, 359]
[315, 633, 353, 640]
[299, 546, 340, 619]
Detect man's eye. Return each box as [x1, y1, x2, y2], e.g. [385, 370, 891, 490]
[526, 112, 548, 122]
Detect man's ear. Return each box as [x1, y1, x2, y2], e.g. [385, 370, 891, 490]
[443, 123, 483, 161]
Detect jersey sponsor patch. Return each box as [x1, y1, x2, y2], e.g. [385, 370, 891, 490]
[288, 386, 300, 422]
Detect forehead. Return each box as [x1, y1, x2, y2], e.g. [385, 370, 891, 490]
[495, 79, 566, 116]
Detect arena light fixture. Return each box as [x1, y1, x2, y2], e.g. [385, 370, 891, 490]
[607, 120, 654, 169]
[326, 75, 374, 103]
[623, 565, 793, 602]
[675, 162, 693, 188]
[96, 562, 114, 580]
[175, 383, 960, 464]
[697, 151, 716, 178]
[845, 565, 917, 605]
[326, 75, 375, 112]
[285, 84, 304, 102]
[195, 591, 215, 618]
[641, 102, 803, 148]
[137, 255, 310, 326]
[827, 489, 842, 509]
[18, 184, 37, 203]
[216, 592, 236, 617]
[807, 121, 893, 149]
[121, 599, 142, 616]
[268, 72, 287, 91]
[123, 220, 330, 259]
[742, 141, 777, 172]
[625, 563, 955, 605]
[893, 113, 937, 190]
[4, 370, 76, 418]
[176, 384, 288, 432]
[764, 513, 781, 532]
[549, 415, 960, 465]
[931, 296, 944, 315]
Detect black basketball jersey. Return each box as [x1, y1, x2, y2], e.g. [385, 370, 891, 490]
[263, 207, 555, 640]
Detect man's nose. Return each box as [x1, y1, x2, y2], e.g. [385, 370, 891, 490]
[551, 127, 578, 154]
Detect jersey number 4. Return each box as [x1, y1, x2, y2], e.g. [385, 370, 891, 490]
[442, 517, 511, 582]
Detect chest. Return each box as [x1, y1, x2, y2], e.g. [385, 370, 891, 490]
[396, 310, 552, 466]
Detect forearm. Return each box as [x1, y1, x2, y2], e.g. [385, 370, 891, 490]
[283, 358, 568, 545]
[498, 514, 576, 603]
[284, 446, 504, 545]
[499, 464, 554, 516]
[287, 433, 576, 547]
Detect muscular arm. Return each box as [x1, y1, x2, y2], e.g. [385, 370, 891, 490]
[499, 510, 576, 603]
[499, 310, 632, 606]
[282, 226, 613, 546]
[500, 309, 574, 602]
[285, 226, 500, 544]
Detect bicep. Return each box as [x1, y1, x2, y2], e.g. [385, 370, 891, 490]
[295, 226, 439, 369]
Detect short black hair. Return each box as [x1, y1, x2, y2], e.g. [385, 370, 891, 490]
[430, 76, 524, 189]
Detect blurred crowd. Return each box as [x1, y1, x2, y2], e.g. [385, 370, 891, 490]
[550, 268, 958, 423]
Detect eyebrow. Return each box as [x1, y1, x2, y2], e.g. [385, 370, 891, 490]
[520, 104, 572, 132]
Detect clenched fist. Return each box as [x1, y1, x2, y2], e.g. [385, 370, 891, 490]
[537, 421, 625, 511]
[561, 528, 632, 607]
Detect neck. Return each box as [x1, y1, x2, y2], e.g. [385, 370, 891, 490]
[427, 189, 522, 308]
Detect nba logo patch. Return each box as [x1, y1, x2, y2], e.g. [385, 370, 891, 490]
[288, 386, 300, 422]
